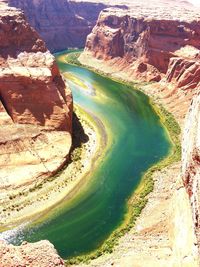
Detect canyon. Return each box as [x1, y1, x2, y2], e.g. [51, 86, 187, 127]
[0, 2, 72, 194]
[81, 2, 200, 87]
[79, 2, 200, 126]
[6, 0, 109, 52]
[9, 0, 197, 54]
[0, 0, 200, 266]
[79, 1, 200, 127]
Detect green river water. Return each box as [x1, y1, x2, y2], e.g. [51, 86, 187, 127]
[2, 51, 171, 259]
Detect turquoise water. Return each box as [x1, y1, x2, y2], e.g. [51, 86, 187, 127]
[4, 52, 171, 259]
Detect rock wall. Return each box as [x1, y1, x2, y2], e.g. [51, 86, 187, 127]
[79, 3, 200, 127]
[0, 2, 73, 264]
[0, 4, 72, 131]
[0, 3, 72, 208]
[182, 92, 200, 245]
[7, 0, 108, 52]
[170, 174, 199, 267]
[82, 5, 200, 87]
[166, 48, 200, 91]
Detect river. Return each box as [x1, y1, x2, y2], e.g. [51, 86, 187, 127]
[2, 51, 171, 259]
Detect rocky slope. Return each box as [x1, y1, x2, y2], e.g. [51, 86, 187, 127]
[6, 0, 108, 52]
[0, 240, 65, 267]
[0, 2, 72, 220]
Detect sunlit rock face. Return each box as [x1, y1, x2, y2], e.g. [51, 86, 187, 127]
[0, 3, 72, 198]
[81, 1, 200, 87]
[182, 92, 200, 245]
[7, 0, 108, 52]
[0, 1, 72, 264]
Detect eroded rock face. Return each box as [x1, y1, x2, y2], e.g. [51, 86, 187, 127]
[0, 52, 72, 131]
[83, 4, 200, 86]
[0, 240, 65, 267]
[7, 0, 108, 52]
[166, 51, 200, 91]
[0, 5, 72, 131]
[0, 2, 72, 263]
[0, 4, 72, 201]
[182, 92, 200, 245]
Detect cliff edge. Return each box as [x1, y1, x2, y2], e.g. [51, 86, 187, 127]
[0, 2, 72, 223]
[182, 92, 200, 248]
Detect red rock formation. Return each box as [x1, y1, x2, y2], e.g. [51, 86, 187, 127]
[166, 53, 200, 91]
[80, 2, 200, 261]
[0, 3, 72, 208]
[0, 2, 72, 264]
[0, 240, 65, 267]
[7, 0, 108, 52]
[0, 52, 72, 131]
[83, 4, 200, 84]
[0, 6, 72, 131]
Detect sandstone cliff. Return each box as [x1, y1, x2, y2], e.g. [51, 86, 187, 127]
[0, 2, 72, 264]
[79, 3, 200, 127]
[81, 4, 200, 88]
[182, 92, 200, 246]
[0, 3, 72, 217]
[7, 0, 108, 52]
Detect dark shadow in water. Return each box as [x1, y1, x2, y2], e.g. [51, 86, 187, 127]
[71, 111, 89, 150]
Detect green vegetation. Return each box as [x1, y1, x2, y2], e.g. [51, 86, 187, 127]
[63, 51, 181, 265]
[64, 50, 83, 66]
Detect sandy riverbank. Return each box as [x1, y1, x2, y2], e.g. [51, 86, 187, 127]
[0, 105, 105, 230]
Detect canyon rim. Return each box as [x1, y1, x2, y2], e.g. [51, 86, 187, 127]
[0, 0, 200, 267]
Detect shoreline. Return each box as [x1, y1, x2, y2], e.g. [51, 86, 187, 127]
[0, 105, 106, 231]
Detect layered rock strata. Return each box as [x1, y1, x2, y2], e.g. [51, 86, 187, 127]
[7, 0, 109, 52]
[79, 3, 200, 127]
[0, 2, 72, 265]
[78, 2, 200, 266]
[81, 4, 200, 88]
[0, 3, 72, 216]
